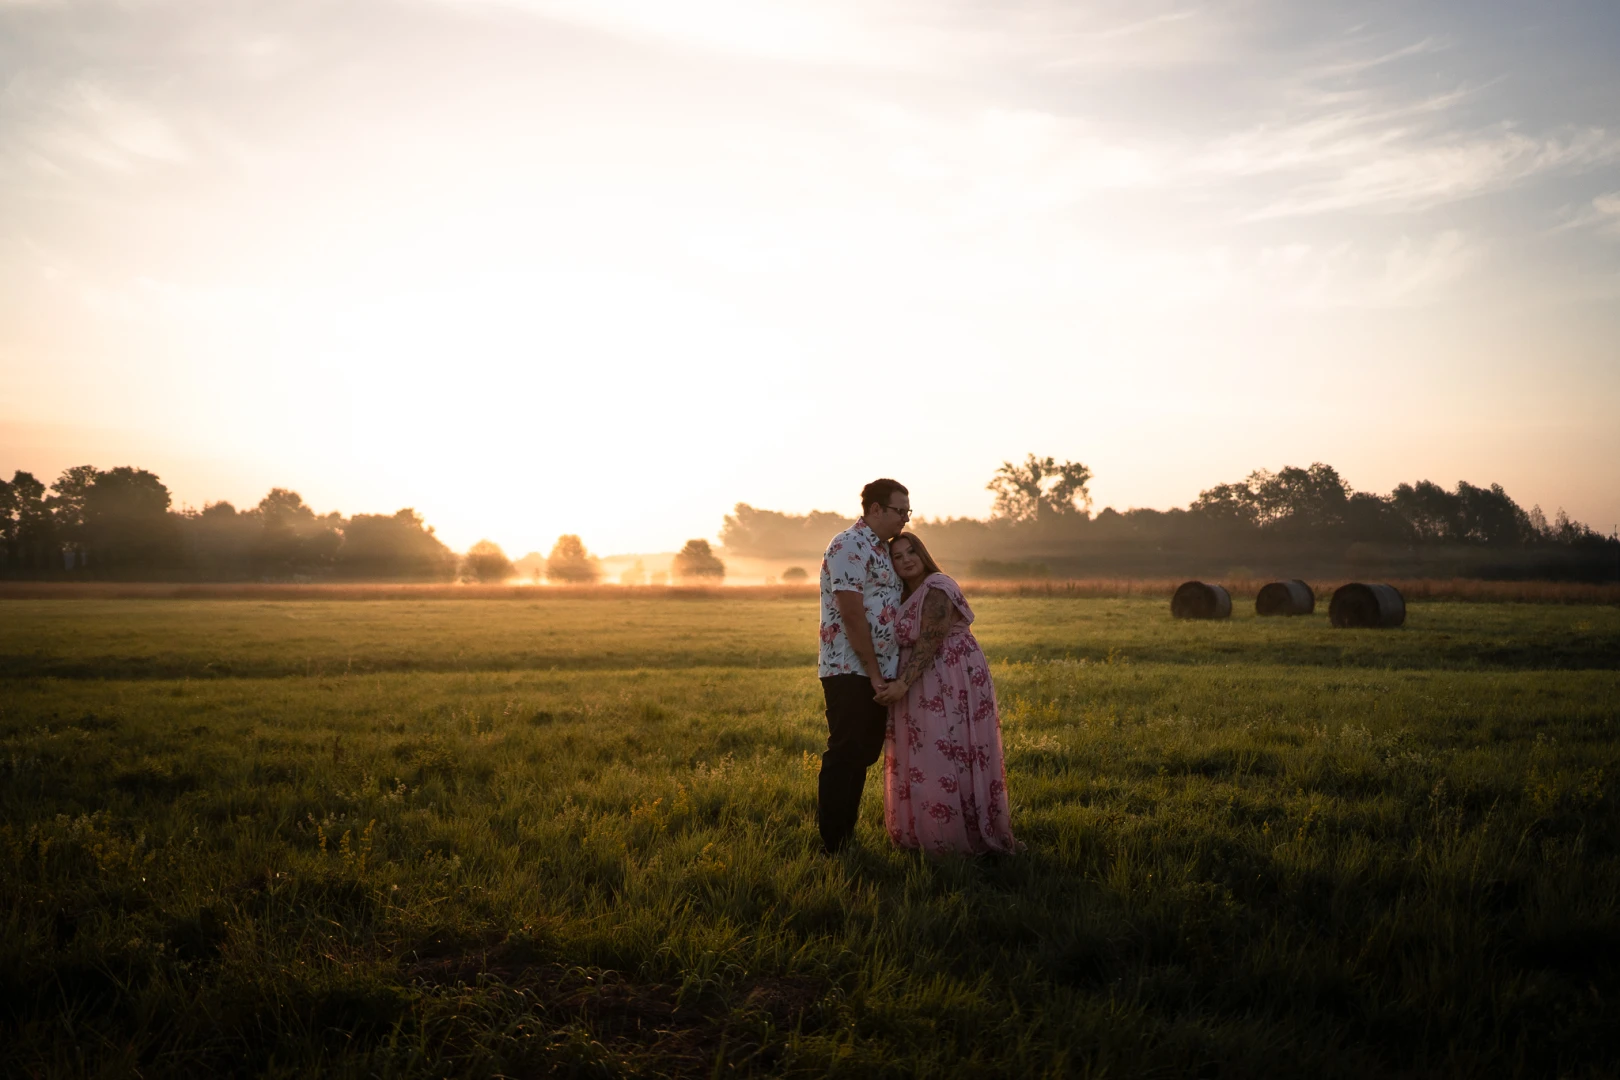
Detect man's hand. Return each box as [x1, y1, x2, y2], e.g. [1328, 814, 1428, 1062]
[869, 672, 890, 698]
[873, 677, 907, 706]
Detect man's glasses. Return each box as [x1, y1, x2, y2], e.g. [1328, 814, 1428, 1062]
[885, 505, 913, 521]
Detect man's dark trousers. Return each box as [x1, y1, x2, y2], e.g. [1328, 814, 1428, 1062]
[818, 673, 888, 852]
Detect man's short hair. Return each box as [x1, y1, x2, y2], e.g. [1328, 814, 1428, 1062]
[861, 478, 908, 513]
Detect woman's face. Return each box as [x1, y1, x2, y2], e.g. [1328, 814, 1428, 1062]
[891, 539, 925, 581]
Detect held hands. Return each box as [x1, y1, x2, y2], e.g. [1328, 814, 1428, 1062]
[873, 676, 909, 706]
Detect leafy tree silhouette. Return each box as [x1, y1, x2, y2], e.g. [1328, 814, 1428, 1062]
[83, 467, 177, 572]
[252, 488, 341, 575]
[546, 535, 601, 584]
[987, 455, 1092, 522]
[2, 471, 55, 570]
[673, 539, 725, 581]
[47, 465, 98, 556]
[336, 509, 456, 581]
[464, 539, 515, 583]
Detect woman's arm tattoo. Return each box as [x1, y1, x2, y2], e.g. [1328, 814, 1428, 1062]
[899, 587, 954, 687]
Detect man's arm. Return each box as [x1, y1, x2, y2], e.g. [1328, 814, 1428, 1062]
[834, 589, 887, 693]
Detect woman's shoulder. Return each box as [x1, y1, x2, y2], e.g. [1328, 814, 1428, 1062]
[924, 574, 974, 622]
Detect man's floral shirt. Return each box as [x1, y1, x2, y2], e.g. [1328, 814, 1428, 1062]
[818, 517, 900, 679]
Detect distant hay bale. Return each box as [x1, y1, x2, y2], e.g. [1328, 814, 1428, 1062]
[1170, 580, 1232, 620]
[1329, 583, 1406, 628]
[1256, 579, 1315, 616]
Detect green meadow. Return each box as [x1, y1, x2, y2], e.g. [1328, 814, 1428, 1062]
[3, 596, 1618, 1078]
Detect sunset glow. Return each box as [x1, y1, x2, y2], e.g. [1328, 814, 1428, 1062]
[3, 0, 1617, 553]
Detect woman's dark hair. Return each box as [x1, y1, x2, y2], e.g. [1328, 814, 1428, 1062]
[890, 531, 942, 598]
[860, 478, 908, 514]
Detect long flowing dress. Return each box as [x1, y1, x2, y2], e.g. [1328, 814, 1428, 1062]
[883, 573, 1017, 855]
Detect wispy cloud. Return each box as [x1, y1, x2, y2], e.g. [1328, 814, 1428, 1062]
[1293, 35, 1448, 83]
[451, 0, 910, 67]
[1059, 231, 1482, 312]
[1557, 190, 1620, 240]
[0, 77, 193, 180]
[1175, 28, 1620, 219]
[439, 0, 1217, 72]
[1231, 125, 1620, 219]
[2, 0, 1616, 315]
[1593, 192, 1620, 237]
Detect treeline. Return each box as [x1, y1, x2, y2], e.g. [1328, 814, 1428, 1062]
[1, 466, 457, 581]
[722, 458, 1619, 582]
[7, 457, 1614, 583]
[0, 463, 735, 585]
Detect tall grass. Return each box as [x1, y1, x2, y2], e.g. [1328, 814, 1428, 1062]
[3, 598, 1616, 681]
[1, 599, 1617, 1077]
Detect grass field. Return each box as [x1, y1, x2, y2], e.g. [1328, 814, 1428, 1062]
[3, 596, 1618, 1077]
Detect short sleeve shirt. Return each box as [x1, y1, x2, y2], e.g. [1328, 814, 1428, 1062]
[818, 518, 901, 679]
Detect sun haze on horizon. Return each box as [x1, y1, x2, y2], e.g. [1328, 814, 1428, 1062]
[2, 0, 1618, 554]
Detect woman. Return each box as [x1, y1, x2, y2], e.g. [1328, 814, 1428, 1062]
[874, 532, 1017, 855]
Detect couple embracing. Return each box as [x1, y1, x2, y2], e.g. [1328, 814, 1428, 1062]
[816, 478, 1018, 856]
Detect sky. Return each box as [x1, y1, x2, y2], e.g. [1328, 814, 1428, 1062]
[2, 0, 1618, 555]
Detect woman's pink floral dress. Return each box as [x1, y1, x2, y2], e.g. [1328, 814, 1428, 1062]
[883, 573, 1017, 855]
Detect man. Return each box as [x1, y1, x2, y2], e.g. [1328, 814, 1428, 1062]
[816, 478, 911, 853]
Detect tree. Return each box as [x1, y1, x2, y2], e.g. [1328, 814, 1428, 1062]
[672, 538, 725, 581]
[1194, 464, 1350, 531]
[335, 509, 457, 580]
[183, 501, 261, 579]
[1455, 481, 1531, 546]
[464, 539, 515, 583]
[1342, 491, 1408, 543]
[253, 488, 342, 575]
[719, 504, 855, 557]
[546, 535, 601, 584]
[47, 465, 99, 554]
[1191, 481, 1258, 526]
[987, 455, 1092, 522]
[0, 474, 19, 569]
[81, 466, 177, 573]
[1250, 463, 1350, 530]
[1390, 481, 1462, 542]
[1528, 504, 1551, 540]
[1550, 508, 1596, 545]
[781, 566, 809, 582]
[5, 471, 54, 571]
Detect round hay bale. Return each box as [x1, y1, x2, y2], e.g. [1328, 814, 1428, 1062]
[1329, 583, 1405, 628]
[1171, 580, 1232, 620]
[1255, 579, 1315, 616]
